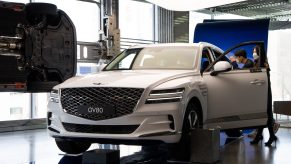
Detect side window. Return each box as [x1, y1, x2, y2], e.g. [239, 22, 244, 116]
[118, 53, 136, 69]
[203, 43, 267, 74]
[212, 49, 230, 62]
[200, 48, 212, 73]
[215, 44, 265, 70]
[227, 45, 256, 70]
[253, 45, 268, 69]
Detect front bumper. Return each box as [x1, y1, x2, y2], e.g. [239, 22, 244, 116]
[47, 101, 184, 144]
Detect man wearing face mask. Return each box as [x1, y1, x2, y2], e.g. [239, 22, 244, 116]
[230, 49, 254, 69]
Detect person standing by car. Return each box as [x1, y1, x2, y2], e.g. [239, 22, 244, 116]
[250, 45, 278, 146]
[230, 49, 254, 69]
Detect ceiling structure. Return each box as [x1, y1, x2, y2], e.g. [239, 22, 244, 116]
[138, 0, 291, 30]
[201, 0, 291, 21]
[140, 0, 291, 21]
[144, 0, 246, 11]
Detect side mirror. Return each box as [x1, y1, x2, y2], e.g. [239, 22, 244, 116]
[210, 61, 232, 76]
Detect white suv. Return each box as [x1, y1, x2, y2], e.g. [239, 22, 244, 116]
[48, 41, 269, 154]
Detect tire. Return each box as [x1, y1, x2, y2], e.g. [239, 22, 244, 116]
[168, 102, 202, 161]
[55, 139, 91, 154]
[225, 129, 242, 138]
[25, 3, 58, 25]
[25, 3, 57, 16]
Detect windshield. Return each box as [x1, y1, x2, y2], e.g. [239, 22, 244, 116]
[105, 46, 198, 70]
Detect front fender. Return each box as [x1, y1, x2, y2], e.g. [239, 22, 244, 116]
[184, 81, 207, 126]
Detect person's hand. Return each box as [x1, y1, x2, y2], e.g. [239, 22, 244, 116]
[230, 56, 236, 62]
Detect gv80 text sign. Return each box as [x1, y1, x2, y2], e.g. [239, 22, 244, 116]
[77, 105, 115, 115]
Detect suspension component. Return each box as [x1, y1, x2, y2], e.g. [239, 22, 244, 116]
[0, 36, 23, 59]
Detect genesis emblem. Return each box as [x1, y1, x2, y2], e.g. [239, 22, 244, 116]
[93, 82, 104, 85]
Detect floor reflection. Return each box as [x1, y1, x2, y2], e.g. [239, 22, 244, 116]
[0, 128, 290, 164]
[58, 145, 168, 164]
[224, 137, 237, 145]
[57, 132, 239, 164]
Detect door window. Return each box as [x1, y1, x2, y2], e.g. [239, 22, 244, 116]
[205, 42, 267, 73]
[118, 53, 136, 69]
[200, 48, 213, 73]
[212, 49, 230, 62]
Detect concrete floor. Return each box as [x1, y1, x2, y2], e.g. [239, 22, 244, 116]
[0, 128, 290, 164]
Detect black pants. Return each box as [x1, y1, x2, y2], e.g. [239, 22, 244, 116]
[256, 71, 275, 138]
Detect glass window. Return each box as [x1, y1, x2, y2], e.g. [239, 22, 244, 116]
[201, 48, 212, 72]
[118, 53, 136, 69]
[105, 46, 198, 70]
[34, 0, 100, 42]
[133, 47, 197, 69]
[77, 63, 100, 75]
[267, 29, 291, 124]
[268, 30, 291, 102]
[0, 93, 30, 121]
[224, 44, 257, 69]
[119, 0, 154, 40]
[33, 93, 49, 118]
[105, 49, 139, 70]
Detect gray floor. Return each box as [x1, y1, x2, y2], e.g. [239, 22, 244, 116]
[0, 128, 290, 164]
[220, 129, 290, 164]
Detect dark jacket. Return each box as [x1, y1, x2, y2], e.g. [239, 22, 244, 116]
[232, 59, 254, 69]
[243, 59, 254, 68]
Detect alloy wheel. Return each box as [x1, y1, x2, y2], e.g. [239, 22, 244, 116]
[188, 110, 199, 130]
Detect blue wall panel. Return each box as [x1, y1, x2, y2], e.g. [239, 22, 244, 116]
[193, 19, 270, 58]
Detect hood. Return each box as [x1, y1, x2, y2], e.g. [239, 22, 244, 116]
[58, 70, 195, 89]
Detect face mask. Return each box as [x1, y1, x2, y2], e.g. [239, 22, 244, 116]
[236, 58, 240, 63]
[253, 53, 259, 60]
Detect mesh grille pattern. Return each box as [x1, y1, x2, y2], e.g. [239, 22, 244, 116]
[61, 87, 144, 121]
[62, 122, 139, 134]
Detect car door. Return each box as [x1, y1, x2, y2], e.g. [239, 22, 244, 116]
[202, 41, 268, 130]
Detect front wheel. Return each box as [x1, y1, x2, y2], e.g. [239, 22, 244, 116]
[168, 102, 202, 161]
[55, 139, 91, 154]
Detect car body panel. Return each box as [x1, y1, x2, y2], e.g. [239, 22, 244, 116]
[203, 69, 268, 129]
[204, 69, 268, 119]
[58, 70, 195, 89]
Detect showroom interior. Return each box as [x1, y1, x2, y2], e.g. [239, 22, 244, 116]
[0, 0, 291, 163]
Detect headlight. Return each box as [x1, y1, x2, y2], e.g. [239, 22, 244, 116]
[50, 89, 59, 103]
[146, 88, 184, 104]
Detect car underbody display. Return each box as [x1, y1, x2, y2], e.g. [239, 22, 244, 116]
[0, 1, 76, 92]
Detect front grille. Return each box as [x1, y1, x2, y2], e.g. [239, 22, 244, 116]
[61, 87, 144, 121]
[62, 122, 139, 134]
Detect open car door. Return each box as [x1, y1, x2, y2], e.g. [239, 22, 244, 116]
[202, 41, 269, 130]
[193, 19, 271, 130]
[0, 1, 76, 92]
